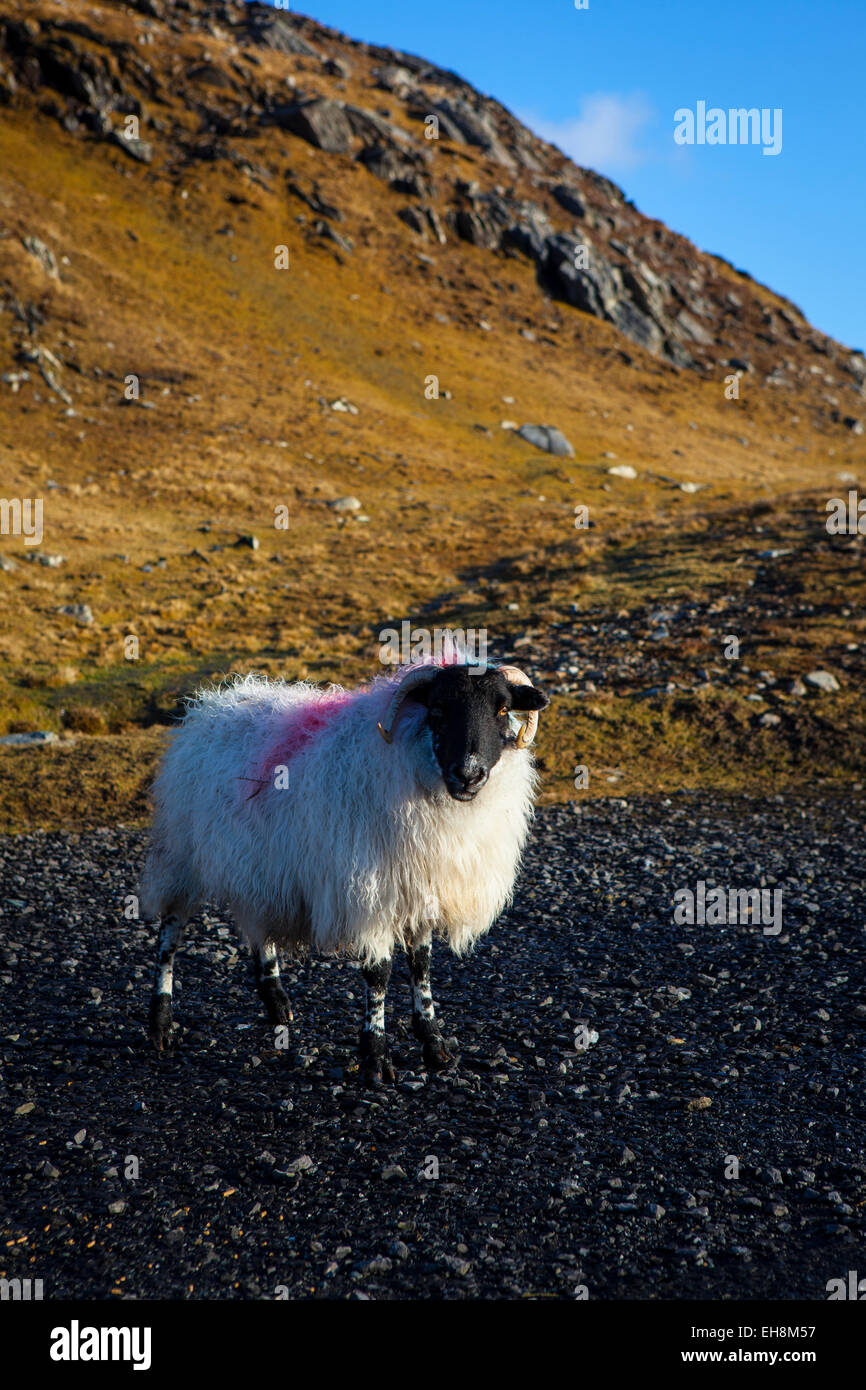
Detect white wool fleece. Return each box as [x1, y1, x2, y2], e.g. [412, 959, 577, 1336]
[139, 672, 538, 964]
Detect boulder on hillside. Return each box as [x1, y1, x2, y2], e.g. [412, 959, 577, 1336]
[516, 425, 575, 457]
[372, 64, 415, 93]
[1, 731, 59, 746]
[321, 56, 351, 79]
[109, 128, 153, 163]
[186, 62, 237, 91]
[804, 670, 841, 693]
[551, 183, 586, 218]
[268, 98, 353, 154]
[0, 58, 17, 102]
[357, 142, 417, 182]
[21, 234, 59, 278]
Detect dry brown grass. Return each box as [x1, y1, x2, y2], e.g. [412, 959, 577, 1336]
[1, 1, 864, 829]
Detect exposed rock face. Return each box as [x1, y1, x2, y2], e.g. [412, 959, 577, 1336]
[357, 142, 428, 188]
[431, 97, 514, 168]
[453, 208, 499, 250]
[545, 233, 620, 318]
[0, 16, 137, 118]
[372, 64, 414, 94]
[502, 205, 552, 261]
[543, 235, 700, 360]
[342, 102, 410, 149]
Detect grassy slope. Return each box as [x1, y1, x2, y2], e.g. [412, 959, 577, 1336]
[0, 9, 864, 830]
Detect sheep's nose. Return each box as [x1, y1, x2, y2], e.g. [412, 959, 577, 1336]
[446, 758, 489, 798]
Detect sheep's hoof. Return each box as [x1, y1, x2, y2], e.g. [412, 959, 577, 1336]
[259, 981, 294, 1025]
[361, 1054, 396, 1087]
[148, 995, 173, 1052]
[422, 1037, 455, 1072]
[412, 1016, 455, 1071]
[359, 1032, 396, 1086]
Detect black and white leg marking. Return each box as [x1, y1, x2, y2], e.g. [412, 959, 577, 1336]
[359, 956, 395, 1085]
[254, 940, 293, 1025]
[406, 939, 453, 1071]
[148, 913, 185, 1051]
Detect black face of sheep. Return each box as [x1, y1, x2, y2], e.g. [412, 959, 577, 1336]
[408, 665, 549, 800]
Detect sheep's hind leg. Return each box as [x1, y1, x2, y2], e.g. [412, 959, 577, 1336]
[406, 938, 454, 1071]
[148, 913, 186, 1051]
[254, 941, 293, 1025]
[359, 956, 395, 1085]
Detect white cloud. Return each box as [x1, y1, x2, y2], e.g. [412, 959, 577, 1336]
[522, 93, 655, 174]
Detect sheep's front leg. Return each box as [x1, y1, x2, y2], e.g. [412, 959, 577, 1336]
[254, 941, 293, 1025]
[359, 956, 395, 1085]
[406, 938, 453, 1071]
[148, 913, 185, 1051]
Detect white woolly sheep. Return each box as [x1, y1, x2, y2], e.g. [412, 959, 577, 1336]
[139, 659, 549, 1081]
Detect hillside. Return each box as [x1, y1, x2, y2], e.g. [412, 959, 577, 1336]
[1, 0, 864, 829]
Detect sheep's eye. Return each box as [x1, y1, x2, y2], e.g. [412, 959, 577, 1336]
[496, 705, 507, 718]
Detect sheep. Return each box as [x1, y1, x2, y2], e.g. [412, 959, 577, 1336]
[139, 659, 549, 1082]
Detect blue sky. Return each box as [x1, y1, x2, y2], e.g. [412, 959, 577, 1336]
[264, 0, 865, 349]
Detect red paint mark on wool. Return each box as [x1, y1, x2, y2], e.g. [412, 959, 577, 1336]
[270, 692, 354, 762]
[245, 691, 355, 802]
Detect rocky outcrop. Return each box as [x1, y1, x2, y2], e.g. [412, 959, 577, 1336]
[357, 142, 430, 192]
[0, 0, 855, 396]
[444, 189, 687, 362]
[551, 183, 586, 219]
[267, 97, 353, 154]
[342, 102, 411, 149]
[544, 234, 667, 355]
[108, 128, 153, 163]
[398, 204, 447, 243]
[0, 17, 135, 117]
[430, 96, 514, 168]
[242, 3, 321, 58]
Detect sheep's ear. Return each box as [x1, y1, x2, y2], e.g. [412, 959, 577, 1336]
[508, 684, 549, 712]
[405, 682, 433, 707]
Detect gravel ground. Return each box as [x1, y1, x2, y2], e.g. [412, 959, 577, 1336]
[0, 792, 864, 1301]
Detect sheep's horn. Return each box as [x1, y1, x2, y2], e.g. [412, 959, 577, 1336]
[377, 665, 438, 743]
[498, 664, 541, 749]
